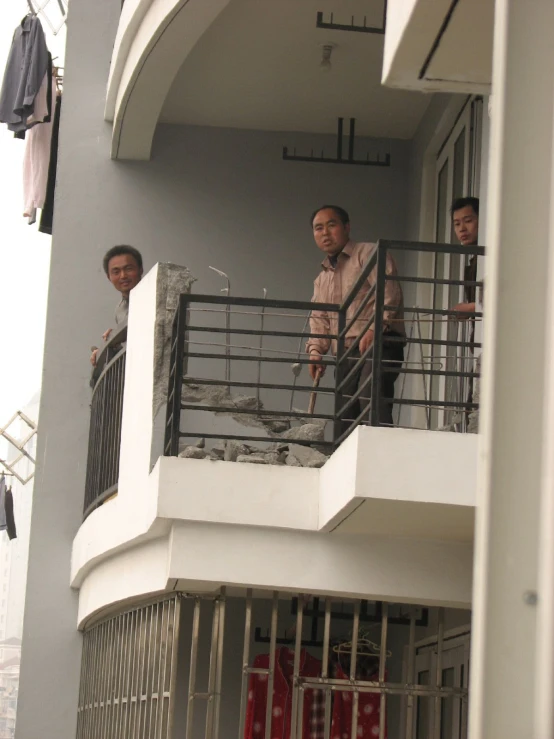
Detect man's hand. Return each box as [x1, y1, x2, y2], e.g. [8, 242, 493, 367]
[102, 328, 113, 342]
[309, 351, 325, 381]
[359, 328, 375, 356]
[452, 302, 476, 320]
[90, 347, 99, 367]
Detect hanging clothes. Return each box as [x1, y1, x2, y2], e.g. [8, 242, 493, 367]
[330, 664, 386, 739]
[22, 74, 56, 220]
[39, 93, 61, 235]
[0, 477, 6, 532]
[0, 15, 49, 134]
[4, 488, 16, 541]
[245, 647, 323, 739]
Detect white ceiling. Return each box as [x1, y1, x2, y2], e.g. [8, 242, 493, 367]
[160, 0, 432, 139]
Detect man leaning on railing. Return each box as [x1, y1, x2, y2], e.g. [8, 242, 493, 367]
[89, 245, 144, 368]
[306, 205, 405, 428]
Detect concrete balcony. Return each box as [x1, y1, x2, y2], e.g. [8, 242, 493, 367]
[382, 0, 494, 94]
[71, 262, 476, 628]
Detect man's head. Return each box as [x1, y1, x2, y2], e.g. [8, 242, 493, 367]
[311, 205, 351, 256]
[451, 197, 479, 246]
[103, 245, 143, 298]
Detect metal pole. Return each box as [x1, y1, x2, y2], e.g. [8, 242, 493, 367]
[209, 267, 232, 388]
[238, 590, 253, 739]
[350, 601, 360, 739]
[370, 243, 387, 426]
[349, 118, 356, 161]
[337, 118, 344, 160]
[257, 290, 267, 411]
[290, 595, 305, 739]
[378, 603, 389, 739]
[264, 593, 279, 739]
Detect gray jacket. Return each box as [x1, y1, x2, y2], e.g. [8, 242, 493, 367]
[0, 15, 49, 133]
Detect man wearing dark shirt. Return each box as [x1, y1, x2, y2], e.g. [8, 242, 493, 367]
[90, 245, 143, 366]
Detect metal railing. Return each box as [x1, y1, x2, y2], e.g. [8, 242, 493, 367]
[84, 324, 127, 519]
[164, 294, 341, 457]
[334, 240, 483, 441]
[164, 241, 483, 458]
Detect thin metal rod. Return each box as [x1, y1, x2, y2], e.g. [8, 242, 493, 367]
[184, 376, 336, 397]
[238, 590, 253, 739]
[205, 600, 221, 739]
[264, 593, 279, 739]
[184, 351, 336, 366]
[185, 599, 201, 739]
[350, 601, 360, 739]
[337, 117, 343, 160]
[177, 431, 334, 448]
[186, 324, 335, 340]
[213, 589, 226, 739]
[322, 599, 332, 739]
[289, 595, 304, 739]
[404, 611, 417, 738]
[378, 603, 388, 739]
[257, 290, 267, 409]
[348, 118, 355, 161]
[433, 608, 444, 739]
[300, 677, 467, 698]
[180, 403, 333, 422]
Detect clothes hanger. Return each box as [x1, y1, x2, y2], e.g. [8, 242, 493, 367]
[333, 637, 392, 659]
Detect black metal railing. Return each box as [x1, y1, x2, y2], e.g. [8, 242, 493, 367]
[163, 295, 341, 457]
[164, 240, 483, 459]
[84, 324, 127, 519]
[334, 240, 484, 442]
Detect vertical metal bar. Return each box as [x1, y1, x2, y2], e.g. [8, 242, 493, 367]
[148, 602, 161, 739]
[160, 598, 173, 738]
[289, 595, 305, 739]
[350, 601, 360, 739]
[433, 608, 445, 739]
[337, 117, 344, 160]
[166, 296, 187, 456]
[333, 309, 347, 446]
[90, 625, 100, 739]
[404, 611, 417, 739]
[136, 607, 147, 739]
[142, 603, 155, 739]
[186, 598, 201, 739]
[370, 243, 387, 426]
[460, 635, 470, 739]
[378, 603, 389, 739]
[213, 589, 227, 739]
[322, 599, 332, 739]
[415, 314, 432, 429]
[348, 118, 355, 161]
[156, 599, 170, 739]
[264, 592, 279, 739]
[238, 590, 253, 739]
[101, 616, 114, 738]
[121, 611, 132, 739]
[256, 294, 267, 410]
[205, 599, 222, 739]
[167, 597, 182, 739]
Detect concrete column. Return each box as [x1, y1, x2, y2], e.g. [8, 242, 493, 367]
[469, 0, 554, 737]
[14, 0, 121, 737]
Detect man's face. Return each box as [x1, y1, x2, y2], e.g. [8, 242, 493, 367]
[312, 208, 351, 256]
[107, 254, 142, 296]
[452, 206, 479, 246]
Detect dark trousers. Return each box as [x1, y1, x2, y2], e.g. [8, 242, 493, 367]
[340, 335, 405, 432]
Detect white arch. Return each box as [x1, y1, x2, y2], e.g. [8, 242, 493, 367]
[107, 0, 232, 160]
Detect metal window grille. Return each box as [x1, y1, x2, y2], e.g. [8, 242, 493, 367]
[0, 410, 37, 485]
[27, 0, 68, 35]
[76, 594, 180, 739]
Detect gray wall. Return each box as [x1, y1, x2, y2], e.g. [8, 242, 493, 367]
[15, 0, 415, 735]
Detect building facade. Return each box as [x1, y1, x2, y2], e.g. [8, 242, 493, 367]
[13, 1, 554, 739]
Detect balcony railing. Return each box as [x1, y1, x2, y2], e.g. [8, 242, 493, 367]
[83, 325, 127, 519]
[164, 241, 484, 461]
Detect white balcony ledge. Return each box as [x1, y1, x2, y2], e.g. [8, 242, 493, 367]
[72, 264, 477, 626]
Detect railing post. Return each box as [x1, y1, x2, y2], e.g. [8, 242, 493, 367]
[165, 294, 188, 456]
[333, 309, 347, 446]
[370, 242, 387, 427]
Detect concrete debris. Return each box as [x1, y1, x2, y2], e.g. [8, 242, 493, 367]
[287, 443, 328, 468]
[236, 455, 268, 464]
[179, 446, 207, 459]
[224, 441, 250, 462]
[285, 453, 302, 467]
[279, 423, 325, 442]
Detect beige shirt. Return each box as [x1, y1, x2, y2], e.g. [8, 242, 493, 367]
[307, 241, 405, 357]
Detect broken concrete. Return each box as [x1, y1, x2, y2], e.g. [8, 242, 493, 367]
[278, 423, 326, 442]
[224, 441, 250, 462]
[236, 455, 268, 464]
[287, 443, 328, 468]
[179, 446, 207, 460]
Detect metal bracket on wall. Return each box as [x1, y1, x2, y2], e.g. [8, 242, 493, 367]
[316, 3, 387, 35]
[283, 117, 391, 168]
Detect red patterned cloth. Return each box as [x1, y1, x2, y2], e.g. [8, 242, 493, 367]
[330, 666, 386, 739]
[245, 648, 322, 739]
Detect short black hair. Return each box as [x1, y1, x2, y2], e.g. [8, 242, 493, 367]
[310, 205, 350, 227]
[451, 197, 479, 218]
[103, 245, 143, 275]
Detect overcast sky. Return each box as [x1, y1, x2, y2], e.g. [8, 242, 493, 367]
[0, 5, 66, 429]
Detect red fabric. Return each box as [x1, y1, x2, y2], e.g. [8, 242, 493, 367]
[245, 648, 322, 739]
[330, 666, 386, 739]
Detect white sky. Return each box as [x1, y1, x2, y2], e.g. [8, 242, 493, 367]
[0, 4, 66, 428]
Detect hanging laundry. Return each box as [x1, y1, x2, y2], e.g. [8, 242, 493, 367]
[245, 647, 323, 739]
[39, 93, 61, 235]
[330, 665, 386, 739]
[0, 15, 49, 134]
[23, 74, 56, 222]
[4, 488, 16, 541]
